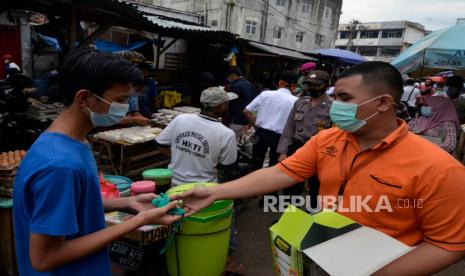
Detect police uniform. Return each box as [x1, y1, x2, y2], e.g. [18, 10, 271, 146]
[277, 95, 332, 205]
[277, 95, 332, 155]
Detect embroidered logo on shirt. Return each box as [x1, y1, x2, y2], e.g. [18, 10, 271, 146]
[324, 146, 338, 157]
[174, 131, 210, 159]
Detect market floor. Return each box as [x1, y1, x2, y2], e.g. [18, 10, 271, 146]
[233, 197, 281, 276]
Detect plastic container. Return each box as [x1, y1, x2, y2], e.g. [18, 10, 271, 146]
[100, 182, 120, 199]
[142, 168, 173, 193]
[131, 181, 156, 196]
[165, 183, 233, 276]
[119, 189, 131, 197]
[103, 175, 132, 192]
[99, 173, 120, 198]
[0, 197, 13, 208]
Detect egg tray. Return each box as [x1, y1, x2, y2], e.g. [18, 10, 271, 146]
[0, 150, 26, 171]
[0, 186, 12, 198]
[0, 162, 20, 171]
[0, 168, 17, 176]
[0, 177, 15, 186]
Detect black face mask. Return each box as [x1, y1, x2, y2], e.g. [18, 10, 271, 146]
[308, 88, 326, 98]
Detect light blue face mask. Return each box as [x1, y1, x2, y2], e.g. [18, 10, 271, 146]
[329, 96, 381, 132]
[420, 106, 433, 117]
[87, 94, 129, 127]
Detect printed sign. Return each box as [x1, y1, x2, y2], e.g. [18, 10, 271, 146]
[109, 241, 144, 271]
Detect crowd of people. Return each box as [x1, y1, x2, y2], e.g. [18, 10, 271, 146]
[9, 48, 465, 276]
[401, 75, 464, 153]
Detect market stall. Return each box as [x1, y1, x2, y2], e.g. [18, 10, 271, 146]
[91, 126, 168, 178]
[0, 150, 27, 276]
[0, 197, 16, 276]
[106, 211, 179, 275]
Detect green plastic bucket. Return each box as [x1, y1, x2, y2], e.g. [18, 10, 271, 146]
[142, 168, 173, 186]
[165, 183, 233, 276]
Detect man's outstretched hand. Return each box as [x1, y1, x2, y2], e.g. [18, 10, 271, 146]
[171, 187, 216, 216]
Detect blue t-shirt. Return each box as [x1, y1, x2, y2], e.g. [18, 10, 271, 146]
[13, 132, 110, 276]
[128, 95, 140, 114]
[228, 78, 257, 125]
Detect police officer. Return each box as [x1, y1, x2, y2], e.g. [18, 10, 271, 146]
[276, 71, 333, 206]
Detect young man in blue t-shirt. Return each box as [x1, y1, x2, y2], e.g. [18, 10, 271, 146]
[13, 49, 181, 275]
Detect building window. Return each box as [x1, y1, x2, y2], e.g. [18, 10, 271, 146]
[276, 0, 287, 7]
[296, 31, 305, 43]
[339, 31, 356, 39]
[381, 29, 403, 38]
[358, 46, 378, 56]
[245, 20, 257, 35]
[273, 26, 284, 39]
[211, 20, 218, 26]
[301, 0, 312, 13]
[381, 47, 401, 56]
[324, 7, 331, 19]
[315, 34, 324, 45]
[360, 30, 379, 39]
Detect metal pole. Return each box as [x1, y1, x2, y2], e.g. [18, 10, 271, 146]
[156, 34, 162, 69]
[68, 7, 78, 54]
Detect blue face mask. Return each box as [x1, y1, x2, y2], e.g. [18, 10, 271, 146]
[87, 94, 129, 127]
[420, 106, 433, 117]
[329, 96, 380, 132]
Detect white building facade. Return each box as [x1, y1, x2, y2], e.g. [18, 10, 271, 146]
[140, 0, 343, 53]
[335, 21, 426, 62]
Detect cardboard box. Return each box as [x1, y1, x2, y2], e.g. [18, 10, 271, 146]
[270, 206, 413, 276]
[105, 211, 179, 247]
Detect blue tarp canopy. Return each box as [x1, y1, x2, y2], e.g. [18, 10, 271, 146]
[94, 39, 151, 52]
[392, 22, 465, 75]
[37, 33, 61, 51]
[308, 48, 367, 64]
[36, 33, 151, 53]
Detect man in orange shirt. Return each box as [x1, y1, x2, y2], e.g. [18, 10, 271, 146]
[175, 62, 465, 275]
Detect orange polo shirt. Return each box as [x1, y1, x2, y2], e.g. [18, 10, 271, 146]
[277, 119, 465, 251]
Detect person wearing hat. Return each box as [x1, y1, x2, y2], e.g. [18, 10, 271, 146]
[156, 86, 238, 186]
[296, 62, 317, 96]
[3, 54, 21, 79]
[277, 70, 332, 203]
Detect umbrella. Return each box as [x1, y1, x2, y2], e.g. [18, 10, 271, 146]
[427, 76, 445, 83]
[434, 70, 455, 77]
[308, 48, 367, 64]
[392, 22, 465, 76]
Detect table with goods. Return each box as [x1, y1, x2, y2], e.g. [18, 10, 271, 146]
[0, 150, 27, 276]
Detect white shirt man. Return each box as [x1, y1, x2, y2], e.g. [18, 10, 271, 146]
[243, 71, 299, 170]
[401, 83, 421, 108]
[245, 88, 298, 134]
[156, 87, 238, 186]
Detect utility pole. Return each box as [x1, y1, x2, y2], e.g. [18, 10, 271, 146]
[347, 19, 364, 52]
[261, 0, 269, 42]
[346, 19, 358, 50]
[204, 1, 208, 26]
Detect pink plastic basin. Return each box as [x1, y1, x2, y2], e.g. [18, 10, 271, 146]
[131, 180, 156, 196]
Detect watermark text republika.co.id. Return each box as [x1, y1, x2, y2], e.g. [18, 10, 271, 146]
[263, 195, 424, 213]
